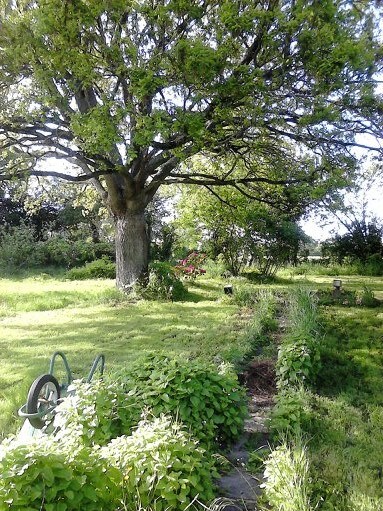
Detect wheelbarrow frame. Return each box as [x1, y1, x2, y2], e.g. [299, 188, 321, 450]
[18, 351, 105, 430]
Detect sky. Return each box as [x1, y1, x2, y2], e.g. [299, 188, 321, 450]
[300, 184, 383, 241]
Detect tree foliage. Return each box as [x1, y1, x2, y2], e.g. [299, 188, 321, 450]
[175, 166, 309, 276]
[322, 219, 383, 264]
[0, 0, 381, 286]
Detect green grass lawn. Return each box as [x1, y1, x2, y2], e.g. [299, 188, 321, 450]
[0, 275, 253, 437]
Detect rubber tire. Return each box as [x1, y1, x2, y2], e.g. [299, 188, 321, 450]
[26, 374, 60, 429]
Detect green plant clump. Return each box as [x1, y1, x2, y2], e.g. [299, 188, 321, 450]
[116, 353, 247, 449]
[276, 289, 321, 390]
[66, 256, 116, 280]
[270, 387, 312, 437]
[139, 261, 188, 301]
[102, 416, 217, 511]
[276, 333, 321, 389]
[262, 440, 312, 511]
[0, 437, 121, 511]
[53, 379, 122, 446]
[52, 354, 247, 450]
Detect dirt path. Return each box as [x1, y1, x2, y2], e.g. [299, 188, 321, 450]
[216, 304, 287, 509]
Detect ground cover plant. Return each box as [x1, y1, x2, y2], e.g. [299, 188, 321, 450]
[0, 415, 217, 511]
[52, 354, 247, 450]
[261, 277, 383, 511]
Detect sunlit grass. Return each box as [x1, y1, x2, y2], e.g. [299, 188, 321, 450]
[0, 276, 252, 436]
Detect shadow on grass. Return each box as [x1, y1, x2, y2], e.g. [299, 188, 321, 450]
[315, 305, 383, 406]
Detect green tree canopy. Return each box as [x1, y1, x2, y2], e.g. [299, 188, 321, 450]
[175, 163, 310, 276]
[0, 0, 382, 288]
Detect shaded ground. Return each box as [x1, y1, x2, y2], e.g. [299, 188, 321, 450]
[218, 358, 278, 509]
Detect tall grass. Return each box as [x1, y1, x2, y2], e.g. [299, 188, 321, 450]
[287, 287, 319, 336]
[262, 438, 313, 511]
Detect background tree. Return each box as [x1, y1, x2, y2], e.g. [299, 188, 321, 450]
[175, 165, 310, 276]
[322, 219, 382, 265]
[0, 0, 382, 289]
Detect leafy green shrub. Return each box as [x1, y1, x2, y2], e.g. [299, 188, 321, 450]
[0, 223, 43, 270]
[41, 238, 113, 268]
[66, 256, 116, 280]
[0, 436, 121, 511]
[53, 355, 246, 450]
[270, 387, 312, 437]
[276, 334, 321, 389]
[262, 439, 313, 511]
[101, 416, 217, 510]
[53, 379, 122, 446]
[116, 354, 247, 449]
[140, 261, 187, 300]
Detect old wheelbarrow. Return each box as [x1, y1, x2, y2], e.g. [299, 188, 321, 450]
[18, 351, 105, 431]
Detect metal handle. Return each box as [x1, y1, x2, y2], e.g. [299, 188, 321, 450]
[87, 354, 105, 382]
[49, 351, 72, 388]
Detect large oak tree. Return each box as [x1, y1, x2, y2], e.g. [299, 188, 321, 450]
[0, 0, 382, 289]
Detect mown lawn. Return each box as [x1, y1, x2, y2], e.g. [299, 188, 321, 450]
[0, 275, 253, 437]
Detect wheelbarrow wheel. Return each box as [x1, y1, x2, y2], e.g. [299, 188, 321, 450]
[26, 374, 60, 429]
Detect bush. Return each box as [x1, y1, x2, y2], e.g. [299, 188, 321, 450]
[139, 261, 187, 300]
[116, 354, 247, 449]
[41, 238, 114, 268]
[0, 436, 121, 511]
[66, 256, 116, 280]
[53, 379, 122, 446]
[276, 333, 321, 389]
[270, 387, 312, 437]
[101, 416, 217, 510]
[0, 223, 43, 270]
[52, 354, 247, 450]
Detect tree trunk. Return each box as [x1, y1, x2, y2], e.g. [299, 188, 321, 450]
[115, 209, 149, 291]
